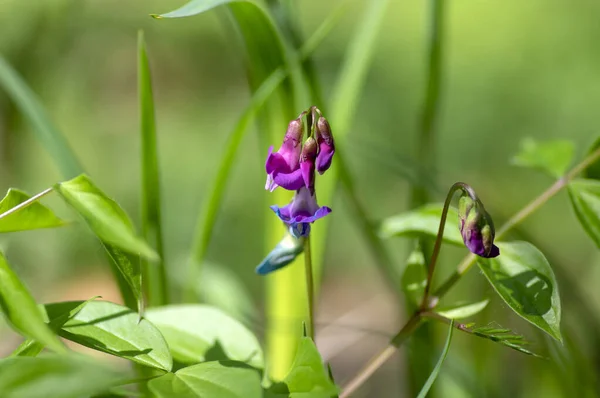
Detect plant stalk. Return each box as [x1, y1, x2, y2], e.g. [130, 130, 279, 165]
[304, 235, 315, 340]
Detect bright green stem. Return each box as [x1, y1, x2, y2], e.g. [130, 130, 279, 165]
[304, 235, 315, 340]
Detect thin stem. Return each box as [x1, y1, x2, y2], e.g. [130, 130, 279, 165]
[0, 187, 53, 220]
[304, 235, 315, 340]
[434, 144, 600, 299]
[339, 313, 422, 398]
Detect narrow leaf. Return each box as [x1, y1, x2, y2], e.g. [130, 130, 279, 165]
[468, 324, 543, 358]
[379, 203, 462, 245]
[511, 137, 574, 178]
[416, 320, 454, 398]
[477, 241, 562, 341]
[145, 304, 263, 369]
[0, 252, 65, 353]
[0, 188, 65, 233]
[45, 300, 172, 371]
[568, 179, 600, 248]
[582, 136, 600, 179]
[148, 361, 262, 398]
[437, 299, 489, 320]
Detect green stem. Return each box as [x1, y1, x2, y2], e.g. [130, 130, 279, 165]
[0, 187, 53, 220]
[304, 235, 314, 340]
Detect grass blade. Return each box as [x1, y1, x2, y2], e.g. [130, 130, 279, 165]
[138, 30, 168, 307]
[416, 320, 454, 398]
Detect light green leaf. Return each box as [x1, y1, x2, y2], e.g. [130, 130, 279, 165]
[54, 174, 158, 261]
[511, 137, 574, 178]
[0, 188, 65, 233]
[477, 241, 562, 341]
[148, 361, 262, 398]
[568, 179, 600, 249]
[469, 325, 543, 358]
[437, 299, 489, 320]
[145, 304, 263, 369]
[416, 320, 454, 398]
[105, 245, 142, 313]
[0, 355, 130, 398]
[45, 300, 172, 371]
[401, 245, 427, 306]
[0, 252, 65, 353]
[379, 203, 462, 245]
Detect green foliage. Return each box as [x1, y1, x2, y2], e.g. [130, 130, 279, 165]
[401, 245, 427, 306]
[416, 320, 454, 398]
[380, 203, 462, 244]
[477, 241, 562, 341]
[0, 356, 130, 398]
[148, 361, 262, 398]
[45, 300, 173, 371]
[145, 304, 263, 369]
[582, 137, 600, 179]
[469, 325, 542, 358]
[0, 252, 65, 353]
[437, 299, 489, 320]
[0, 188, 65, 233]
[511, 138, 574, 178]
[568, 179, 600, 248]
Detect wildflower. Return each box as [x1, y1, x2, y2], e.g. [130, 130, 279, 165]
[255, 232, 305, 275]
[270, 186, 331, 238]
[316, 116, 334, 174]
[300, 137, 318, 191]
[458, 195, 500, 258]
[265, 118, 304, 191]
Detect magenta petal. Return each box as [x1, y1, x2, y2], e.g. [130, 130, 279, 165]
[273, 168, 304, 191]
[316, 143, 334, 174]
[300, 160, 315, 190]
[266, 148, 287, 174]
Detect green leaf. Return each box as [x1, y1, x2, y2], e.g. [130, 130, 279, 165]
[469, 325, 543, 358]
[511, 137, 574, 178]
[568, 179, 600, 248]
[0, 355, 130, 398]
[0, 188, 65, 233]
[437, 299, 489, 320]
[148, 360, 262, 398]
[477, 241, 562, 341]
[274, 337, 339, 398]
[401, 245, 427, 306]
[55, 174, 158, 261]
[0, 56, 82, 178]
[582, 136, 600, 179]
[145, 305, 263, 369]
[379, 203, 463, 245]
[104, 245, 142, 313]
[416, 320, 454, 398]
[138, 30, 168, 307]
[0, 251, 65, 353]
[45, 300, 172, 371]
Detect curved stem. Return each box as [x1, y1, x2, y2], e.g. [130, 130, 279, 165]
[304, 235, 314, 339]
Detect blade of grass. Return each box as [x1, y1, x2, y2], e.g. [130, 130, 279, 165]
[416, 320, 454, 398]
[138, 30, 168, 307]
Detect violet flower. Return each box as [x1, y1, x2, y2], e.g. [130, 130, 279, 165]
[458, 195, 500, 258]
[265, 118, 304, 192]
[270, 186, 331, 238]
[316, 116, 335, 174]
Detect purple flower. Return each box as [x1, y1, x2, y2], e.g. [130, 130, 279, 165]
[458, 195, 500, 258]
[270, 187, 332, 238]
[265, 119, 304, 192]
[316, 116, 335, 174]
[300, 137, 318, 191]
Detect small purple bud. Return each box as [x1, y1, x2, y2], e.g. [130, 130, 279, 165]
[265, 118, 305, 191]
[300, 137, 318, 191]
[458, 195, 500, 258]
[316, 117, 334, 174]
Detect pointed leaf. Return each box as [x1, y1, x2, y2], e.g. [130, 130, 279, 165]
[401, 245, 427, 306]
[583, 137, 600, 179]
[416, 320, 454, 398]
[511, 137, 574, 178]
[0, 188, 65, 233]
[437, 299, 489, 320]
[45, 300, 172, 371]
[54, 174, 158, 261]
[379, 204, 462, 245]
[145, 304, 263, 369]
[148, 360, 262, 398]
[477, 241, 562, 341]
[0, 355, 130, 398]
[104, 245, 143, 314]
[469, 324, 543, 358]
[0, 252, 65, 353]
[568, 179, 600, 248]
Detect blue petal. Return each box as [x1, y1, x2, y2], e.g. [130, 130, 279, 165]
[255, 233, 305, 275]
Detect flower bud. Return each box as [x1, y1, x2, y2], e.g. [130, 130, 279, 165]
[284, 118, 304, 147]
[300, 137, 318, 190]
[458, 195, 500, 258]
[316, 117, 335, 174]
[255, 233, 304, 275]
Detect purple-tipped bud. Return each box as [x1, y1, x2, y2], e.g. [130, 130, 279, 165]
[265, 118, 304, 191]
[300, 137, 318, 191]
[458, 195, 500, 258]
[316, 117, 335, 174]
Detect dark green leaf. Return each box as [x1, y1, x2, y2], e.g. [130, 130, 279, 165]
[581, 137, 600, 179]
[0, 56, 82, 178]
[104, 245, 142, 313]
[0, 251, 65, 353]
[437, 299, 489, 320]
[0, 355, 130, 398]
[0, 188, 65, 233]
[469, 324, 543, 358]
[568, 179, 600, 248]
[45, 300, 172, 371]
[401, 246, 427, 306]
[477, 241, 562, 341]
[511, 137, 574, 178]
[379, 203, 462, 244]
[55, 174, 158, 261]
[145, 305, 263, 368]
[148, 360, 262, 398]
[416, 320, 454, 398]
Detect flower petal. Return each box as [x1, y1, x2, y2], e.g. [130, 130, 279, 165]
[272, 168, 304, 191]
[316, 142, 335, 174]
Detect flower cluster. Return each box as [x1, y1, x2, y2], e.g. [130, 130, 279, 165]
[265, 108, 334, 238]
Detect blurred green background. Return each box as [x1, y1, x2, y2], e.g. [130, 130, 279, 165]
[1, 0, 600, 397]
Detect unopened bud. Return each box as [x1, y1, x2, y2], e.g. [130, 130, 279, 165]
[316, 117, 335, 174]
[283, 118, 304, 147]
[458, 195, 500, 258]
[300, 137, 318, 190]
